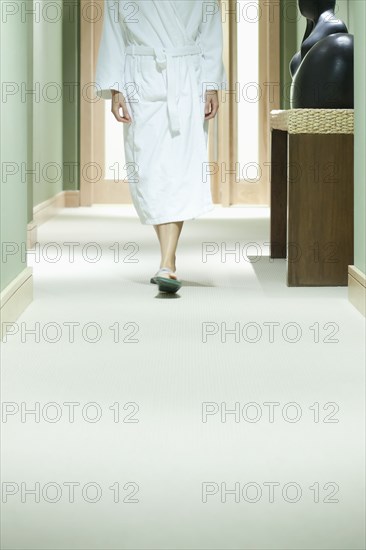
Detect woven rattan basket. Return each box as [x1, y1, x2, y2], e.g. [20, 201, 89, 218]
[270, 109, 354, 134]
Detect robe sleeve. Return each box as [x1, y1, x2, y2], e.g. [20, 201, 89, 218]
[198, 0, 228, 93]
[94, 0, 126, 100]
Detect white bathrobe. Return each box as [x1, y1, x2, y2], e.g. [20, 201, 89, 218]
[95, 0, 228, 225]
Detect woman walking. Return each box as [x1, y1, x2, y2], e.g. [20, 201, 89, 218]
[95, 0, 227, 293]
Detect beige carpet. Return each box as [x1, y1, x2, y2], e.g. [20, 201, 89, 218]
[1, 205, 365, 549]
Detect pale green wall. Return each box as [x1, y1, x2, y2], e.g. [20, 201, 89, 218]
[27, 12, 34, 224]
[280, 1, 298, 110]
[0, 2, 29, 291]
[1, 0, 79, 292]
[63, 0, 80, 191]
[33, 0, 63, 206]
[351, 0, 366, 273]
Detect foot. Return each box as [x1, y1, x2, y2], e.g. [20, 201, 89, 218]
[159, 269, 177, 280]
[150, 266, 180, 285]
[158, 256, 177, 278]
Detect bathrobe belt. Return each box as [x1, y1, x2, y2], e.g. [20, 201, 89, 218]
[125, 44, 202, 134]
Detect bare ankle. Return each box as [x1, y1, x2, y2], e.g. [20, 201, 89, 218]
[160, 263, 175, 271]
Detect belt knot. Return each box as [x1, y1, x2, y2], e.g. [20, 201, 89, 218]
[154, 47, 167, 70]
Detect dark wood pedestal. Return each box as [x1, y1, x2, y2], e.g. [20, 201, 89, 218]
[269, 110, 354, 286]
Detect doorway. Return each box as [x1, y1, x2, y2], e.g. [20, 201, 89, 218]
[213, 0, 280, 206]
[80, 0, 280, 207]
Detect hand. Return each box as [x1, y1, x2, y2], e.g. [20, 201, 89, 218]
[111, 90, 132, 123]
[204, 90, 219, 120]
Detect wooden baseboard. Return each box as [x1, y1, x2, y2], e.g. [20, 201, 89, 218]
[27, 220, 37, 249]
[28, 190, 80, 248]
[63, 190, 80, 208]
[348, 265, 366, 316]
[0, 267, 33, 341]
[33, 190, 80, 225]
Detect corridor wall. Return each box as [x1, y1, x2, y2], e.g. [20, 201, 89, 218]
[32, 0, 63, 207]
[0, 0, 30, 292]
[351, 0, 366, 277]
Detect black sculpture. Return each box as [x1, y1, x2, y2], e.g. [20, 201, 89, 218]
[290, 0, 354, 108]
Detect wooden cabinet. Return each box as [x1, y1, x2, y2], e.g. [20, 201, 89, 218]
[270, 109, 354, 286]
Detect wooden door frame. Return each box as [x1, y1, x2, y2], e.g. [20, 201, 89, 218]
[212, 0, 280, 206]
[80, 0, 131, 206]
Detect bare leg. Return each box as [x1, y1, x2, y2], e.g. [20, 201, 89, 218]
[153, 221, 184, 279]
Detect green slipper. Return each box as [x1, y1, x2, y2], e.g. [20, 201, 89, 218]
[150, 267, 182, 293]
